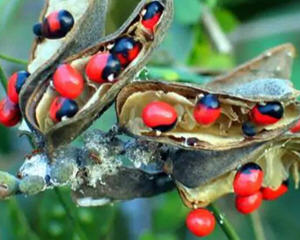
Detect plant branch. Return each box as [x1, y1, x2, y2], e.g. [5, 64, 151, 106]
[54, 188, 89, 240]
[0, 64, 7, 90]
[210, 203, 240, 240]
[0, 53, 27, 65]
[250, 211, 266, 240]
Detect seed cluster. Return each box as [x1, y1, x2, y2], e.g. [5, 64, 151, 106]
[0, 1, 165, 128]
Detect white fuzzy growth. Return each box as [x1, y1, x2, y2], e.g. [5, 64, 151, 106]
[18, 119, 32, 133]
[19, 154, 49, 178]
[76, 197, 111, 207]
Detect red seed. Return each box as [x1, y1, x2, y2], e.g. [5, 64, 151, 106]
[186, 208, 216, 237]
[53, 64, 84, 99]
[7, 71, 30, 104]
[233, 163, 264, 197]
[251, 102, 283, 125]
[49, 97, 78, 122]
[235, 191, 262, 214]
[85, 53, 121, 83]
[0, 97, 21, 127]
[142, 101, 177, 132]
[261, 183, 288, 201]
[290, 119, 300, 133]
[194, 94, 221, 125]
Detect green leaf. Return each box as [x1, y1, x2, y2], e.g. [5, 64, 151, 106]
[174, 0, 202, 25]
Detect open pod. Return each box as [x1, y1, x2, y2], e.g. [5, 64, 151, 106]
[116, 44, 300, 150]
[171, 133, 300, 208]
[27, 0, 109, 74]
[20, 0, 174, 152]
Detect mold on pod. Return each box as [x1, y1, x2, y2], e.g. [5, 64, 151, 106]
[0, 97, 21, 127]
[168, 133, 300, 209]
[7, 71, 30, 104]
[116, 44, 300, 151]
[21, 0, 174, 152]
[33, 10, 74, 39]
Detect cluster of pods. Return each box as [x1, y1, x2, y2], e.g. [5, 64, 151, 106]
[186, 162, 289, 237]
[0, 1, 165, 128]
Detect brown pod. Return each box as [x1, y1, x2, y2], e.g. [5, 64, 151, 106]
[116, 44, 300, 151]
[20, 0, 174, 153]
[170, 133, 300, 208]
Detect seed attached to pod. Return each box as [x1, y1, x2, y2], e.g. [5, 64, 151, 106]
[50, 97, 78, 122]
[242, 122, 257, 137]
[110, 37, 142, 67]
[251, 102, 283, 125]
[290, 119, 300, 133]
[261, 181, 288, 201]
[142, 101, 177, 132]
[7, 71, 30, 104]
[33, 10, 74, 39]
[235, 191, 262, 214]
[0, 97, 21, 127]
[53, 64, 84, 99]
[193, 94, 221, 125]
[141, 1, 164, 31]
[233, 163, 263, 196]
[85, 53, 122, 84]
[186, 208, 216, 237]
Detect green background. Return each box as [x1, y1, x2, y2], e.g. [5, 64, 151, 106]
[0, 0, 300, 239]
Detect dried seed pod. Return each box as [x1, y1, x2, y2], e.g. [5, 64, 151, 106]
[116, 44, 300, 150]
[27, 0, 109, 74]
[169, 133, 300, 209]
[20, 0, 174, 152]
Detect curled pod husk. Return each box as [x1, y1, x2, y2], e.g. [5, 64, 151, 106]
[170, 133, 300, 208]
[21, 0, 174, 152]
[27, 0, 109, 74]
[116, 44, 300, 150]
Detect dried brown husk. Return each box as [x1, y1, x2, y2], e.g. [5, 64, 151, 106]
[116, 44, 300, 150]
[20, 0, 174, 152]
[174, 133, 300, 209]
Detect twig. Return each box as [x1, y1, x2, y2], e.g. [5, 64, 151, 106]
[210, 203, 240, 240]
[250, 211, 266, 240]
[0, 53, 27, 65]
[54, 188, 89, 240]
[202, 6, 233, 54]
[0, 64, 7, 90]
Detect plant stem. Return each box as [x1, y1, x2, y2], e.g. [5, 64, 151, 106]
[8, 198, 40, 240]
[0, 53, 27, 65]
[54, 188, 89, 240]
[0, 64, 7, 90]
[250, 211, 266, 240]
[210, 203, 240, 240]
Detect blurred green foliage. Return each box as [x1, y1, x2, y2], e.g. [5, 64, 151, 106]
[1, 0, 300, 239]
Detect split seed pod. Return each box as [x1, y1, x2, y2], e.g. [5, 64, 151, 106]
[168, 132, 300, 208]
[20, 0, 174, 152]
[116, 44, 300, 150]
